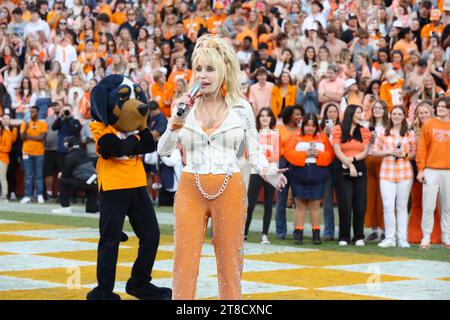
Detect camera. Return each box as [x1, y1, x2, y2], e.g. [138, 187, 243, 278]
[63, 110, 71, 117]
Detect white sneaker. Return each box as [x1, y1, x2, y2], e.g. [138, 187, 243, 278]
[19, 197, 31, 204]
[355, 239, 365, 246]
[338, 241, 348, 246]
[261, 234, 270, 244]
[10, 192, 16, 200]
[398, 240, 410, 248]
[51, 207, 72, 214]
[420, 235, 431, 249]
[378, 238, 396, 248]
[37, 195, 45, 204]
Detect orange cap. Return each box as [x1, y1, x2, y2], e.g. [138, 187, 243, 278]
[214, 2, 225, 10]
[430, 9, 441, 21]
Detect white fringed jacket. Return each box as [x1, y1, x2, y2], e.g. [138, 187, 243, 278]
[157, 98, 275, 176]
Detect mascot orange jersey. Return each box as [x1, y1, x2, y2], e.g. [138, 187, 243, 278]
[90, 122, 147, 191]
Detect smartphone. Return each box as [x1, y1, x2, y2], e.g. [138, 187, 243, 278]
[325, 119, 333, 128]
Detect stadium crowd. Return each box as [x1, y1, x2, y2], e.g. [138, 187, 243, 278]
[0, 0, 449, 249]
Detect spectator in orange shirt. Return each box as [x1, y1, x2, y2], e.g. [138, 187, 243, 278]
[46, 1, 65, 30]
[416, 96, 450, 248]
[206, 2, 226, 34]
[393, 27, 418, 63]
[167, 56, 192, 89]
[151, 71, 175, 118]
[380, 69, 405, 112]
[19, 105, 48, 204]
[94, 0, 113, 19]
[111, 0, 127, 26]
[233, 17, 258, 50]
[78, 39, 101, 75]
[183, 3, 206, 41]
[0, 117, 12, 202]
[284, 113, 334, 245]
[421, 9, 445, 50]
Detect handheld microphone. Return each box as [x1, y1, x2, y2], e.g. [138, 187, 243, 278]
[176, 81, 201, 117]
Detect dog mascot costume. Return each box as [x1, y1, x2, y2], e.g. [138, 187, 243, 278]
[86, 75, 172, 300]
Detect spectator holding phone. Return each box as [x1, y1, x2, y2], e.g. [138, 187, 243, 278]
[284, 113, 334, 245]
[372, 106, 416, 248]
[332, 104, 370, 246]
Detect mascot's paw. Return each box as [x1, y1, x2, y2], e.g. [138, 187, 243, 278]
[86, 288, 121, 300]
[120, 232, 129, 242]
[125, 279, 172, 300]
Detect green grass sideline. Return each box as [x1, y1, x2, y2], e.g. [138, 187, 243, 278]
[0, 211, 449, 263]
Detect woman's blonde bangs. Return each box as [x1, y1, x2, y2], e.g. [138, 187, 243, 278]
[189, 34, 242, 106]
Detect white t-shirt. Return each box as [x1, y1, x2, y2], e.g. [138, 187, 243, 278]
[49, 44, 78, 76]
[23, 19, 51, 39]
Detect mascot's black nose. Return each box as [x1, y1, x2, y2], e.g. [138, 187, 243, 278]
[138, 104, 149, 116]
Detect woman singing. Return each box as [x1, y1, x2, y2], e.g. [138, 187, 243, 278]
[157, 34, 287, 300]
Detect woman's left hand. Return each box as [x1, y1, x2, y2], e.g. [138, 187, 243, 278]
[264, 168, 289, 191]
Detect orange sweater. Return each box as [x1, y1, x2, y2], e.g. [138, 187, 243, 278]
[379, 79, 404, 112]
[89, 121, 147, 191]
[416, 118, 450, 172]
[284, 133, 334, 167]
[0, 130, 12, 165]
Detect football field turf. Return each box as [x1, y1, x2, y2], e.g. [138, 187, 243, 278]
[0, 206, 449, 300]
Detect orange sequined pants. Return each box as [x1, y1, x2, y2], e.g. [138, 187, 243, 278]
[172, 172, 247, 300]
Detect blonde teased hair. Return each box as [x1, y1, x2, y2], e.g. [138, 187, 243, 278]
[190, 34, 242, 108]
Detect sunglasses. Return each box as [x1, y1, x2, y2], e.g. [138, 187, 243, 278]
[60, 21, 67, 25]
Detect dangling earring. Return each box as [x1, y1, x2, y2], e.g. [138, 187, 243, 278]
[220, 81, 227, 97]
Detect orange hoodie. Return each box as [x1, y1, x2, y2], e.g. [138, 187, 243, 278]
[284, 133, 334, 167]
[416, 118, 450, 172]
[0, 130, 12, 165]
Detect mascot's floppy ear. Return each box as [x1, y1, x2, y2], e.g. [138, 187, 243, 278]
[90, 75, 125, 125]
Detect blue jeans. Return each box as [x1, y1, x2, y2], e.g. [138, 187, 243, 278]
[275, 180, 290, 238]
[23, 155, 44, 197]
[275, 157, 291, 238]
[322, 173, 335, 238]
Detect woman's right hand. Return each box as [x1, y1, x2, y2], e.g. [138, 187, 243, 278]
[171, 93, 196, 129]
